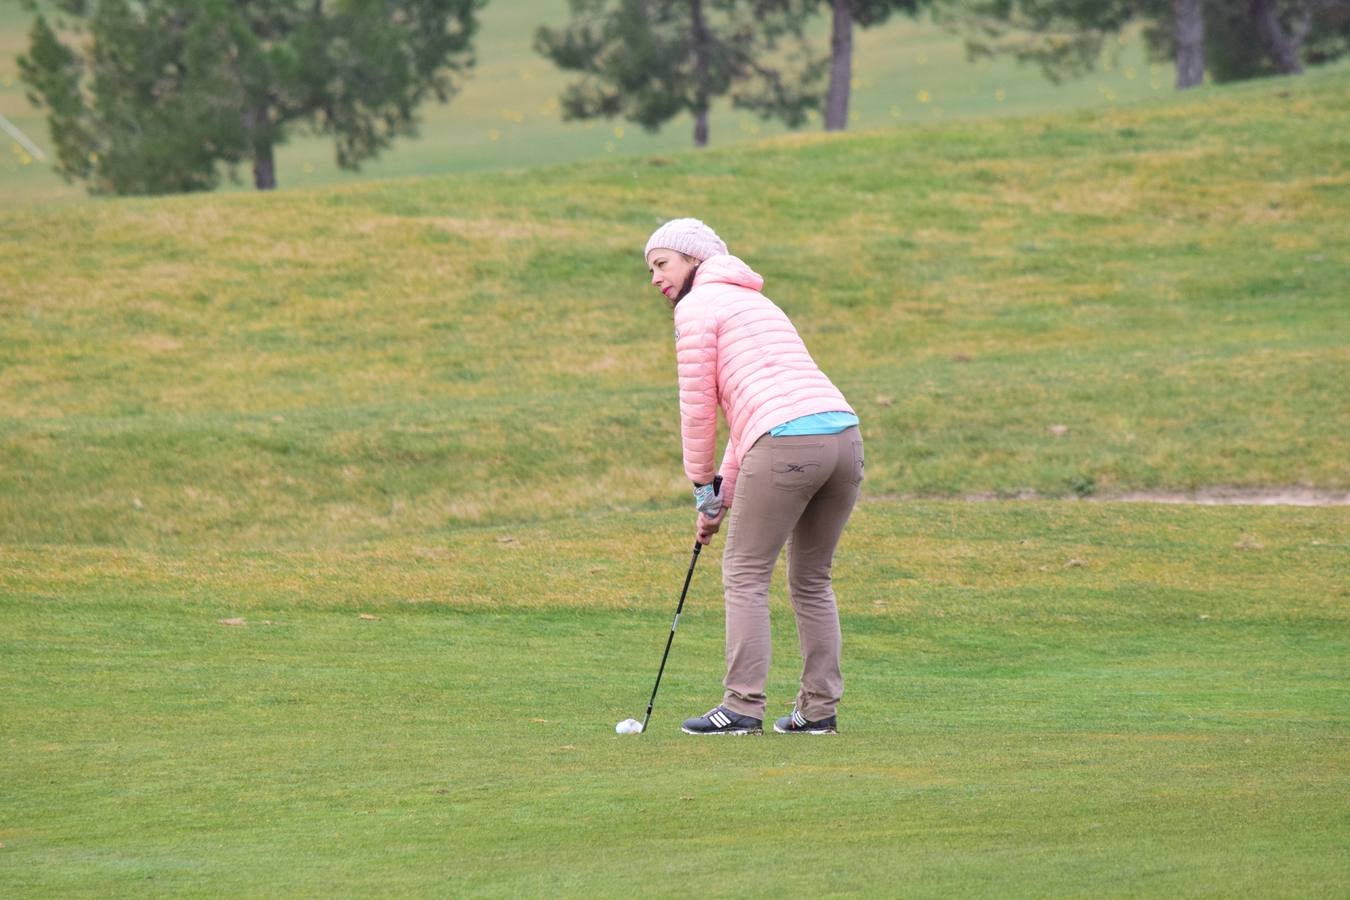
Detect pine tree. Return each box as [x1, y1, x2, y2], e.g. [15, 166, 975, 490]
[18, 0, 484, 195]
[535, 0, 827, 148]
[936, 0, 1141, 85]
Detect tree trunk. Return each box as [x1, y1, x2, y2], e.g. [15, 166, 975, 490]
[245, 103, 277, 190]
[252, 141, 276, 191]
[694, 108, 709, 147]
[1171, 0, 1206, 88]
[1248, 0, 1305, 74]
[691, 0, 710, 147]
[824, 0, 853, 130]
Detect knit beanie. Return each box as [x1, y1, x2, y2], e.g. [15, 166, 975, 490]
[644, 218, 728, 262]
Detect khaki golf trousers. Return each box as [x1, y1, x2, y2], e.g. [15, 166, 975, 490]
[720, 426, 863, 722]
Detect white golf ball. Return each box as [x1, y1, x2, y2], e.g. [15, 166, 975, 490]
[615, 718, 643, 734]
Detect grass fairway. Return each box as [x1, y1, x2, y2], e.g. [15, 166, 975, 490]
[2, 59, 1348, 896]
[3, 503, 1347, 895]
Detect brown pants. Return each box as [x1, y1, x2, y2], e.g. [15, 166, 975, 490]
[720, 426, 863, 721]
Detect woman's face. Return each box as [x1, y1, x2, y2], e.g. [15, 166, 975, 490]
[646, 249, 699, 308]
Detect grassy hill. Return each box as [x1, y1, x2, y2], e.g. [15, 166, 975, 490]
[2, 66, 1346, 548]
[1, 64, 1347, 897]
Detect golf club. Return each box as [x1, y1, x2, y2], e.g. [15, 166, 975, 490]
[638, 539, 702, 734]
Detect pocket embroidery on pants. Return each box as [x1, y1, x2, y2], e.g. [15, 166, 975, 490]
[770, 443, 826, 490]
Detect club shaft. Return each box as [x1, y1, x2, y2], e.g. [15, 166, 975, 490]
[641, 541, 701, 731]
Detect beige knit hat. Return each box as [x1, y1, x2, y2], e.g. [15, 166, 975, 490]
[644, 218, 728, 262]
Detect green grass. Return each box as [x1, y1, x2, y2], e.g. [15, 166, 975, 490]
[2, 2, 1183, 205]
[3, 503, 1347, 895]
[1, 52, 1347, 897]
[2, 68, 1346, 546]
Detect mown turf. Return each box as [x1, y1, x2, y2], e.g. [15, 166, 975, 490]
[2, 503, 1346, 896]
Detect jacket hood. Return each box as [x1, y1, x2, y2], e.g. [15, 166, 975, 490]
[692, 254, 764, 293]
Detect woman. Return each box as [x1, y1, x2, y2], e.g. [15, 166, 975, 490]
[644, 218, 864, 736]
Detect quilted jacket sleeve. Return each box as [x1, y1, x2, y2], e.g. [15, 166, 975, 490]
[674, 298, 720, 488]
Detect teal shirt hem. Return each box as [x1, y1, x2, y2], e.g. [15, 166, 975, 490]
[770, 411, 859, 437]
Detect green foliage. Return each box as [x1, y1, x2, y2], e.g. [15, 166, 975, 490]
[81, 0, 251, 193]
[1142, 0, 1350, 82]
[848, 0, 928, 27]
[14, 13, 89, 181]
[1304, 0, 1350, 65]
[16, 0, 485, 194]
[941, 0, 1350, 84]
[536, 0, 827, 144]
[938, 0, 1140, 83]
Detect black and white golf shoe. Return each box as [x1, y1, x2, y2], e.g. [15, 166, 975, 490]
[681, 705, 763, 735]
[773, 708, 838, 734]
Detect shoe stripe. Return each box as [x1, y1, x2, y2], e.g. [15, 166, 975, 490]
[709, 709, 731, 728]
[791, 709, 807, 727]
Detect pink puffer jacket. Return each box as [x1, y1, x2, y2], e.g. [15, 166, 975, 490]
[673, 254, 854, 507]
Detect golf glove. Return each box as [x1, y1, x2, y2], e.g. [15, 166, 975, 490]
[692, 476, 724, 518]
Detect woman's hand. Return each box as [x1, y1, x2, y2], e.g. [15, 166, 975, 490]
[696, 507, 726, 546]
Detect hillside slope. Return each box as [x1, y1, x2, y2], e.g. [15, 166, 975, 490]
[1, 68, 1347, 548]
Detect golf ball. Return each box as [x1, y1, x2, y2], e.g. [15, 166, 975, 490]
[615, 718, 643, 735]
